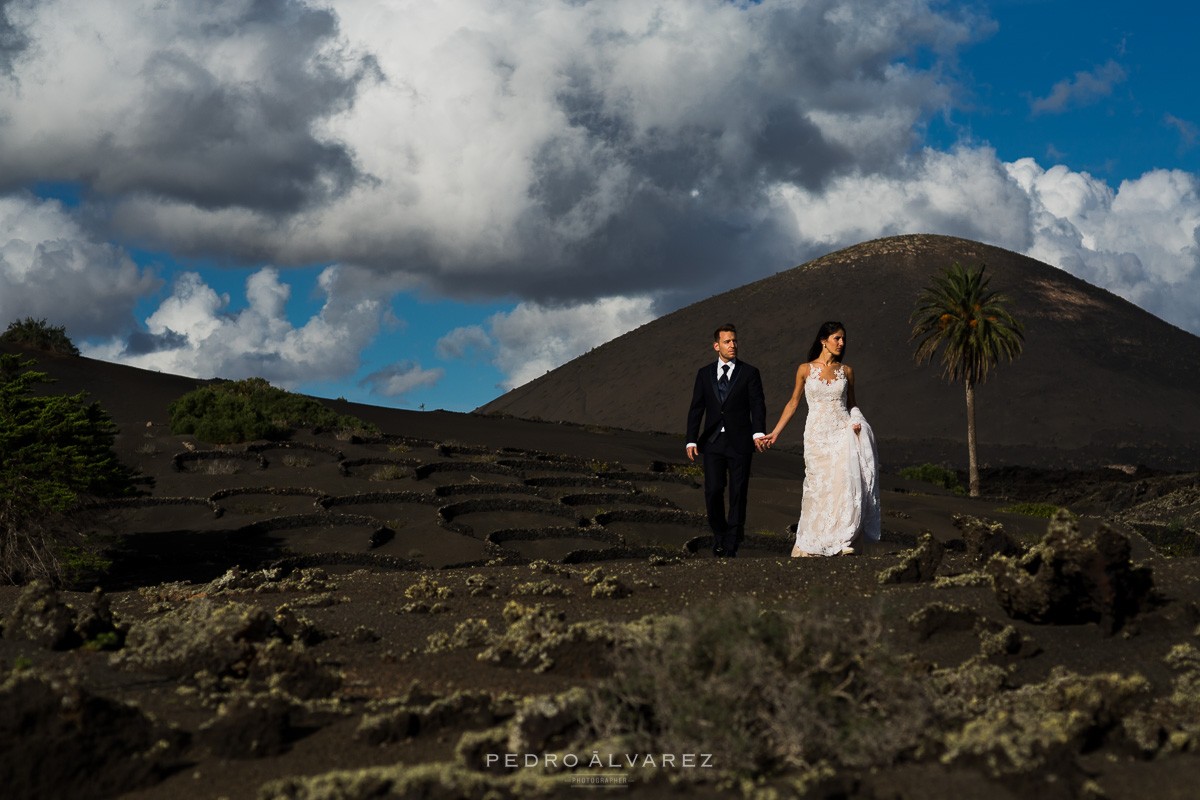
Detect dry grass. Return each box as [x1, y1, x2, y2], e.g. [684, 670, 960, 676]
[371, 465, 408, 481]
[193, 459, 243, 476]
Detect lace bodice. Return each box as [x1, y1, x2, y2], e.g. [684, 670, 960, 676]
[794, 360, 879, 557]
[804, 363, 851, 453]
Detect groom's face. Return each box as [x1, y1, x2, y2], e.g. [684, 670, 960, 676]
[714, 331, 738, 362]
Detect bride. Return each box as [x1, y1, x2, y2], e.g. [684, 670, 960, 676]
[759, 322, 880, 556]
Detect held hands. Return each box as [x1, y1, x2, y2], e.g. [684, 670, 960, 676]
[756, 434, 776, 452]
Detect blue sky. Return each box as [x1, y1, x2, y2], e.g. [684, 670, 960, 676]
[2, 0, 1198, 413]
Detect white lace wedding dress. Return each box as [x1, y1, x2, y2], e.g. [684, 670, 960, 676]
[794, 363, 881, 556]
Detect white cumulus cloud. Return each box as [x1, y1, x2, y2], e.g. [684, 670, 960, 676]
[1029, 60, 1127, 116]
[439, 296, 656, 390]
[1009, 160, 1200, 332]
[360, 361, 445, 398]
[83, 265, 391, 387]
[0, 193, 159, 337]
[774, 148, 1200, 333]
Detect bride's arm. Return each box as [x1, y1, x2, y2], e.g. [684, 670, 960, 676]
[844, 366, 862, 433]
[760, 364, 807, 446]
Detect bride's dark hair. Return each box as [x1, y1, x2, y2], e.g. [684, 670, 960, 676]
[805, 321, 846, 362]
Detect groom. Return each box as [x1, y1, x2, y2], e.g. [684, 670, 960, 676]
[686, 324, 767, 558]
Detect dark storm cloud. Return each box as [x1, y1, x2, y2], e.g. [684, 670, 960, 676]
[0, 0, 29, 77]
[8, 0, 1200, 383]
[63, 0, 977, 303]
[122, 328, 189, 356]
[0, 0, 374, 214]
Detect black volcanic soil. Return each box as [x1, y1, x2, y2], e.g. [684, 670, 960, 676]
[4, 345, 1200, 800]
[479, 234, 1200, 471]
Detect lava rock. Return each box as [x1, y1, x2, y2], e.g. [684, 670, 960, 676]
[2, 581, 80, 650]
[73, 588, 123, 647]
[0, 669, 184, 799]
[112, 598, 341, 697]
[953, 514, 1022, 564]
[987, 511, 1155, 633]
[907, 602, 983, 642]
[198, 694, 296, 758]
[878, 533, 945, 584]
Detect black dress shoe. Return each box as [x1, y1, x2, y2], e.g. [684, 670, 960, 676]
[712, 546, 726, 558]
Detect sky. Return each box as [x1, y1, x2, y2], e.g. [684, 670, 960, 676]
[2, 0, 1198, 412]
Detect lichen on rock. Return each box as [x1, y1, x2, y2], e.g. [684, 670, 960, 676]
[928, 660, 1010, 722]
[205, 566, 338, 595]
[2, 580, 82, 650]
[940, 667, 1149, 775]
[356, 691, 516, 746]
[977, 625, 1022, 658]
[528, 560, 572, 576]
[986, 511, 1155, 632]
[401, 601, 451, 614]
[198, 693, 298, 758]
[511, 580, 573, 597]
[1122, 643, 1200, 756]
[932, 571, 991, 589]
[405, 575, 454, 600]
[591, 575, 631, 599]
[506, 686, 591, 754]
[878, 533, 945, 584]
[465, 573, 496, 596]
[258, 762, 554, 800]
[425, 618, 492, 654]
[907, 602, 982, 642]
[953, 514, 1021, 564]
[111, 598, 341, 698]
[478, 603, 624, 674]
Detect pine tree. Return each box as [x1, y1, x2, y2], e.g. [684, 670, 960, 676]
[0, 354, 142, 583]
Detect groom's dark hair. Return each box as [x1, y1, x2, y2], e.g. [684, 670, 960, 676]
[713, 323, 737, 341]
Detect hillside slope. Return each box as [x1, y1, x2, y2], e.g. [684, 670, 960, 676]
[479, 234, 1200, 469]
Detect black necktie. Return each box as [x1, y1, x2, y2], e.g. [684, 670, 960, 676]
[718, 363, 730, 403]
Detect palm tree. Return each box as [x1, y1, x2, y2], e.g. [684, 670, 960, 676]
[910, 262, 1024, 497]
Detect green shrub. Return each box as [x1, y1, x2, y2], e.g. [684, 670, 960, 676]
[1, 355, 144, 584]
[996, 503, 1077, 520]
[898, 463, 966, 496]
[589, 597, 933, 776]
[1, 317, 80, 355]
[168, 377, 378, 444]
[59, 545, 114, 585]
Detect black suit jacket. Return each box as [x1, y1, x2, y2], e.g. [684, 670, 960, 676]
[686, 360, 767, 455]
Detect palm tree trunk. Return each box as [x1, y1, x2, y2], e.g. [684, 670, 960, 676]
[965, 378, 979, 497]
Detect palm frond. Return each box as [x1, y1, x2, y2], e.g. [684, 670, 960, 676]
[908, 262, 1024, 385]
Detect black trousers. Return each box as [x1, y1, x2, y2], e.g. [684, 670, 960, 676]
[702, 433, 753, 555]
